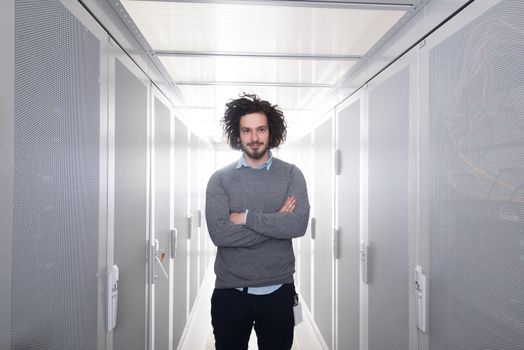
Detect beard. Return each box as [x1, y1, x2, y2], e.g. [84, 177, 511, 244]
[241, 141, 268, 160]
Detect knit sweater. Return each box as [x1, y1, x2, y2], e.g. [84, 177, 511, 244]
[205, 157, 310, 289]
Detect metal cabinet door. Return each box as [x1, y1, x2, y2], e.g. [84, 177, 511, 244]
[367, 67, 410, 350]
[336, 100, 361, 350]
[113, 56, 149, 350]
[298, 135, 313, 310]
[313, 118, 334, 348]
[189, 133, 200, 309]
[173, 118, 189, 348]
[12, 1, 103, 348]
[427, 1, 524, 348]
[152, 96, 172, 349]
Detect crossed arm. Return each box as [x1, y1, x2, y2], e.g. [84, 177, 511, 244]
[205, 168, 310, 248]
[229, 196, 296, 224]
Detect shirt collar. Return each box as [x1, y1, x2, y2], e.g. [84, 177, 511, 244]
[236, 150, 273, 170]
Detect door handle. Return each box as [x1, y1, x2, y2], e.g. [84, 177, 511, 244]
[154, 238, 168, 279]
[360, 240, 368, 284]
[170, 228, 178, 259]
[106, 264, 119, 331]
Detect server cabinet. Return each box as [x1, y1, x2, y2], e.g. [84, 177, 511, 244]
[425, 1, 524, 349]
[336, 100, 361, 350]
[367, 67, 410, 350]
[198, 139, 208, 284]
[11, 0, 105, 348]
[112, 55, 149, 350]
[173, 118, 189, 347]
[0, 1, 14, 348]
[152, 94, 172, 349]
[189, 133, 200, 309]
[297, 134, 313, 310]
[203, 143, 216, 272]
[313, 118, 335, 348]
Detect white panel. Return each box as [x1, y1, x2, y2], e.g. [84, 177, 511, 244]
[122, 1, 406, 55]
[160, 56, 355, 85]
[177, 84, 331, 110]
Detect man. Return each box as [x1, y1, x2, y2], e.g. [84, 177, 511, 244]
[205, 93, 310, 350]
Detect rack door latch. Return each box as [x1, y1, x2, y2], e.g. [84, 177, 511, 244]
[414, 265, 427, 333]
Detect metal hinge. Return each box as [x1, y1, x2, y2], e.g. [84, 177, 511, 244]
[187, 215, 192, 239]
[310, 217, 316, 239]
[334, 149, 341, 175]
[333, 227, 341, 259]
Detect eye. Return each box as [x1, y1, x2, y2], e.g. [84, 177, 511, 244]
[258, 126, 268, 133]
[241, 128, 250, 134]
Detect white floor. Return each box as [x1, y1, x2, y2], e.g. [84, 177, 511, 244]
[178, 267, 327, 350]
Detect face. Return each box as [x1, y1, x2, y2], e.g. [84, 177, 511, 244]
[238, 112, 270, 163]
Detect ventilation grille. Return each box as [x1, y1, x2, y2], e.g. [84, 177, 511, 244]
[13, 0, 100, 348]
[428, 1, 524, 349]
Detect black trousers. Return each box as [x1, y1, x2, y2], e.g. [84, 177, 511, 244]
[211, 283, 295, 350]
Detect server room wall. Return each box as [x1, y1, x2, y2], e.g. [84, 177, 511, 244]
[3, 1, 213, 349]
[282, 1, 524, 350]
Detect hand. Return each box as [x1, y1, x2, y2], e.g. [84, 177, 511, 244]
[229, 212, 245, 225]
[279, 196, 296, 213]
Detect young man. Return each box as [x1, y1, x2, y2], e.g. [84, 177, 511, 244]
[205, 94, 310, 350]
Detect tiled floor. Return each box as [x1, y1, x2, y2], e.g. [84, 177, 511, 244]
[178, 267, 327, 350]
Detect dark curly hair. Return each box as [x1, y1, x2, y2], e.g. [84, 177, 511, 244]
[222, 93, 287, 150]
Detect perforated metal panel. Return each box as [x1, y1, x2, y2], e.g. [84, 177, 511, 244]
[368, 67, 409, 350]
[153, 96, 172, 350]
[114, 58, 148, 350]
[428, 1, 524, 349]
[313, 118, 334, 348]
[13, 0, 100, 348]
[337, 100, 360, 350]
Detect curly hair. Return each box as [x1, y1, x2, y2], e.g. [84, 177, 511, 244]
[222, 93, 287, 150]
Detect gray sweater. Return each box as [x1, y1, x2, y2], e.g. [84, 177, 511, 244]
[205, 157, 310, 289]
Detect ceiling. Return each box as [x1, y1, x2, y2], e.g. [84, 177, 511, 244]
[119, 0, 416, 143]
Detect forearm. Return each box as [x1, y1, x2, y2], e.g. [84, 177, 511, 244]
[245, 208, 309, 239]
[206, 174, 270, 248]
[207, 218, 270, 247]
[245, 165, 310, 239]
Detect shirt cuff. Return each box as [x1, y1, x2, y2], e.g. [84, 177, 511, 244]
[244, 209, 249, 225]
